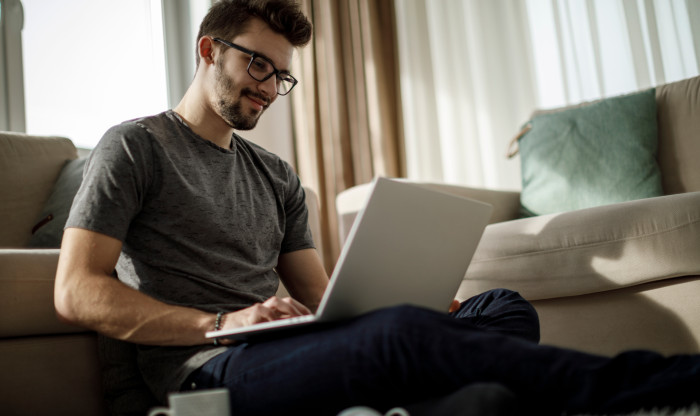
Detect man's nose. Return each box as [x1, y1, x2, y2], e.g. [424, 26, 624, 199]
[258, 75, 278, 101]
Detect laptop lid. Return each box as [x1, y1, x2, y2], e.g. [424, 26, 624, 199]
[314, 177, 493, 322]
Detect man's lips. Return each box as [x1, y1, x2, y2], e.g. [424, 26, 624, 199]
[246, 94, 269, 112]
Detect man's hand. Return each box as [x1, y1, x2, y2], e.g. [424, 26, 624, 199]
[215, 296, 311, 345]
[449, 299, 461, 313]
[222, 296, 311, 328]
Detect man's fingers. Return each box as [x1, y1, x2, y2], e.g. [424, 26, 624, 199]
[263, 296, 311, 317]
[220, 297, 312, 333]
[279, 296, 312, 315]
[246, 303, 278, 323]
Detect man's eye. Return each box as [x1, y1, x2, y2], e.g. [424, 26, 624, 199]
[251, 58, 270, 72]
[279, 73, 295, 83]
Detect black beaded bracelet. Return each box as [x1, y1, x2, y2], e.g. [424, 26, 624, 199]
[213, 311, 224, 346]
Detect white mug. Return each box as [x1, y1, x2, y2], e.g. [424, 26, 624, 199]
[148, 388, 230, 416]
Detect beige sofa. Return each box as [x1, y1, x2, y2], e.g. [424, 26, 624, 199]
[337, 75, 700, 358]
[0, 133, 323, 416]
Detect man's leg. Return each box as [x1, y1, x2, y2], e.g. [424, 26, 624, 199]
[185, 305, 700, 416]
[451, 288, 540, 343]
[396, 288, 536, 415]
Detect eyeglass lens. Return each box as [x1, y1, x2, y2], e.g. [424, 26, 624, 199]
[248, 57, 295, 95]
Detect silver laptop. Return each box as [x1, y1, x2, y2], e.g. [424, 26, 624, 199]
[206, 177, 493, 341]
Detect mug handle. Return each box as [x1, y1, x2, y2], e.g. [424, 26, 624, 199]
[147, 407, 172, 416]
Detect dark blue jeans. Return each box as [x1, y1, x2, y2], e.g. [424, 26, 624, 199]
[185, 289, 700, 415]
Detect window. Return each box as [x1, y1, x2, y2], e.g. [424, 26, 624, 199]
[1, 0, 26, 132]
[21, 0, 168, 149]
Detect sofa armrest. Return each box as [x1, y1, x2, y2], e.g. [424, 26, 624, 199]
[408, 183, 521, 224]
[0, 133, 78, 247]
[0, 249, 86, 338]
[336, 181, 521, 247]
[458, 192, 700, 301]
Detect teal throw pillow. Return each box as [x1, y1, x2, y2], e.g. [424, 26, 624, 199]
[28, 157, 86, 247]
[518, 88, 663, 217]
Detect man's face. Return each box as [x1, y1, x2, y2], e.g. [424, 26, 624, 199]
[211, 19, 294, 130]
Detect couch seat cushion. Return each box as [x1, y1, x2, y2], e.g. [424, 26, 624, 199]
[0, 249, 85, 337]
[459, 192, 700, 301]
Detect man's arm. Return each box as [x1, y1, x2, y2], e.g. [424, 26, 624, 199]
[275, 248, 329, 312]
[55, 228, 314, 345]
[54, 227, 218, 346]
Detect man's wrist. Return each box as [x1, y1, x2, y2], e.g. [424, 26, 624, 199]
[212, 311, 225, 346]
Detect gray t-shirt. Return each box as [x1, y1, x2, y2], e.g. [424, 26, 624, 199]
[66, 110, 314, 400]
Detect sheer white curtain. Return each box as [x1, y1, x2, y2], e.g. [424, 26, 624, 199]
[527, 0, 700, 108]
[395, 0, 535, 190]
[395, 0, 700, 191]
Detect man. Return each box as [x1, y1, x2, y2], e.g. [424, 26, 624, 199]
[55, 1, 699, 415]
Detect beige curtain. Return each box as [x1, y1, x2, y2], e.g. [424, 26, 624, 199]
[292, 0, 404, 271]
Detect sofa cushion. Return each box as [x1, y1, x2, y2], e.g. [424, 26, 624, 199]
[518, 88, 663, 217]
[533, 276, 700, 357]
[0, 132, 77, 247]
[99, 336, 160, 415]
[28, 157, 87, 248]
[656, 75, 700, 194]
[459, 191, 700, 301]
[0, 334, 107, 416]
[0, 249, 84, 337]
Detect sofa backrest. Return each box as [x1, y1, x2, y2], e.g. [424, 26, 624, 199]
[0, 132, 78, 247]
[656, 75, 700, 195]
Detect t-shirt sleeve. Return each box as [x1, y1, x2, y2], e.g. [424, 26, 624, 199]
[66, 123, 154, 242]
[280, 164, 316, 254]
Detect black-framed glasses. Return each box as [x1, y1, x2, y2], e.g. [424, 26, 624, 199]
[212, 37, 298, 96]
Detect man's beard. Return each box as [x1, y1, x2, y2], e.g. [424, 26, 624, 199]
[214, 59, 268, 130]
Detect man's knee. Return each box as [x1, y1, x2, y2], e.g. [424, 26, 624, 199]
[456, 288, 540, 343]
[485, 288, 518, 298]
[482, 288, 527, 304]
[456, 288, 528, 315]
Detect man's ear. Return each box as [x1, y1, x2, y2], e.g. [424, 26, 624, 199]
[198, 36, 216, 65]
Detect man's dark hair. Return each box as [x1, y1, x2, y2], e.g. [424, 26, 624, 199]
[195, 0, 312, 68]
